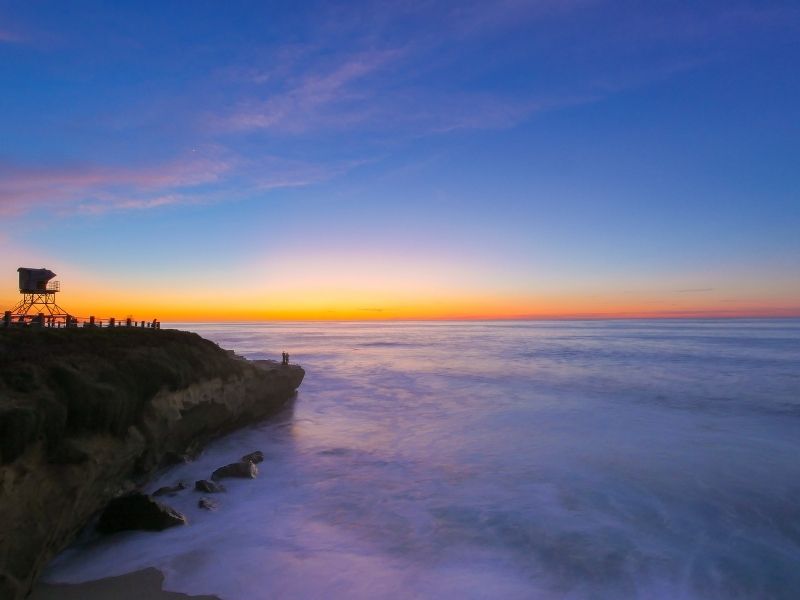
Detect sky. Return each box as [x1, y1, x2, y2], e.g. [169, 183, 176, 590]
[0, 0, 798, 320]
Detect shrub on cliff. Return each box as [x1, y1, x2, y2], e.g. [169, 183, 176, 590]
[0, 328, 246, 464]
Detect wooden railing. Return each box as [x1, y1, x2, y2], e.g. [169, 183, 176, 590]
[2, 312, 161, 329]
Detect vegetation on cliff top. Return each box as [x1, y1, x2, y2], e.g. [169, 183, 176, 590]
[0, 328, 247, 464]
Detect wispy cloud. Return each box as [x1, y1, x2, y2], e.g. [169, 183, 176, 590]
[0, 29, 24, 43]
[221, 50, 563, 138]
[4, 1, 794, 219]
[5, 3, 599, 218]
[0, 149, 346, 216]
[0, 152, 230, 214]
[76, 194, 188, 215]
[224, 49, 404, 133]
[215, 2, 605, 137]
[218, 0, 763, 140]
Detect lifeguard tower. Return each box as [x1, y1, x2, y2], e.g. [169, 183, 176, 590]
[6, 267, 69, 325]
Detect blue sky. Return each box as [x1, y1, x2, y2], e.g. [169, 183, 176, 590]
[0, 1, 798, 318]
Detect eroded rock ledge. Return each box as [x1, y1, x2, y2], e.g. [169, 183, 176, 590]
[0, 327, 304, 600]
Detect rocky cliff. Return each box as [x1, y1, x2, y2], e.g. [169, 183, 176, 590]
[0, 327, 304, 600]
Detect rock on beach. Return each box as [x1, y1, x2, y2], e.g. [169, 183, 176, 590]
[211, 461, 258, 480]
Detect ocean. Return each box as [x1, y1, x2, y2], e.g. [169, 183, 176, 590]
[42, 320, 800, 599]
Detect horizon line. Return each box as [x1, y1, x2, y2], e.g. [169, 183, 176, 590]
[159, 315, 800, 323]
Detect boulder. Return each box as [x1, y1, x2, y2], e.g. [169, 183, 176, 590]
[195, 479, 226, 493]
[241, 450, 264, 464]
[211, 461, 258, 480]
[97, 493, 187, 533]
[152, 482, 187, 497]
[198, 497, 218, 511]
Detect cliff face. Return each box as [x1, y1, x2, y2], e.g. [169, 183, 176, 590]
[0, 328, 304, 600]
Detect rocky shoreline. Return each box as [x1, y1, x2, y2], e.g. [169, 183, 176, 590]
[0, 327, 304, 600]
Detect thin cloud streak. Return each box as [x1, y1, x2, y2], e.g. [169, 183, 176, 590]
[216, 2, 597, 136]
[0, 29, 24, 43]
[224, 49, 404, 133]
[76, 194, 188, 215]
[0, 151, 350, 216]
[221, 52, 554, 137]
[0, 155, 231, 214]
[218, 1, 775, 139]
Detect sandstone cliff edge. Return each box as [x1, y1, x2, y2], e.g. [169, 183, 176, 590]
[0, 327, 304, 599]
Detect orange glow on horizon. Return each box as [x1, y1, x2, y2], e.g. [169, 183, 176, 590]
[2, 285, 797, 322]
[1, 253, 797, 322]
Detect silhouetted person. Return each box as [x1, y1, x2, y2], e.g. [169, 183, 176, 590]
[285, 352, 290, 365]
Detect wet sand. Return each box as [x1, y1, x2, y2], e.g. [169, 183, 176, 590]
[29, 568, 220, 600]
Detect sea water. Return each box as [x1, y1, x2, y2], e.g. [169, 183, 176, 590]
[42, 320, 800, 599]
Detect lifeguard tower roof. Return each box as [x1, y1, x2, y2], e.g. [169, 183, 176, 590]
[18, 268, 57, 293]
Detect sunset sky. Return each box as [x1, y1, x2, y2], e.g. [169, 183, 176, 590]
[1, 1, 798, 320]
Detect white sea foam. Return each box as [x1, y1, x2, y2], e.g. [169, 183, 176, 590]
[42, 320, 800, 599]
